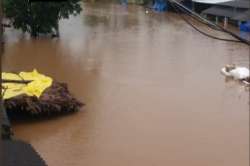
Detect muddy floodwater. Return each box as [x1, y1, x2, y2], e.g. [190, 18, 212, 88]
[2, 2, 250, 166]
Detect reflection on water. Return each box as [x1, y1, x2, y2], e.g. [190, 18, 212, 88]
[2, 2, 249, 166]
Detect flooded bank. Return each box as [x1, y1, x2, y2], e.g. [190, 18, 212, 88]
[2, 2, 249, 166]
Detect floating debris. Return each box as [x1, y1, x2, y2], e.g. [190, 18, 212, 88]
[2, 70, 83, 116]
[242, 77, 250, 86]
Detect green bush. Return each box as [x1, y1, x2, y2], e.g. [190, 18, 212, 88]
[3, 0, 82, 37]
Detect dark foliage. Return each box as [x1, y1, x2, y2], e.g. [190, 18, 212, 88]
[3, 0, 82, 37]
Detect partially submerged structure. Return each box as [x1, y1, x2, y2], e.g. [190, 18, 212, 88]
[198, 0, 250, 22]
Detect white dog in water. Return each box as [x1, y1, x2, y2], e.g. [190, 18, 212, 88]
[221, 64, 249, 85]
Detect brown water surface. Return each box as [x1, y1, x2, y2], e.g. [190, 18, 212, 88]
[2, 3, 249, 166]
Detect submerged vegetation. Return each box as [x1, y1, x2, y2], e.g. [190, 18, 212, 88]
[2, 70, 83, 117]
[5, 81, 83, 117]
[3, 0, 82, 37]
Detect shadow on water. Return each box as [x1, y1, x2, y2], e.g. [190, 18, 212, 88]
[7, 109, 84, 124]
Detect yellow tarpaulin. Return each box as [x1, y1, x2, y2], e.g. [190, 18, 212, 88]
[2, 69, 53, 99]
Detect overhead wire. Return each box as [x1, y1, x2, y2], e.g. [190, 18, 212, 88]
[170, 2, 243, 43]
[166, 0, 250, 45]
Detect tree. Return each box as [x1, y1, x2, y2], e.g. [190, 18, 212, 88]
[3, 0, 82, 37]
